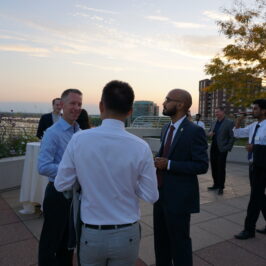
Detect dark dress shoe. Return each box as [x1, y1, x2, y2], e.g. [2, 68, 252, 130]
[256, 226, 266, 234]
[218, 189, 223, 195]
[208, 185, 219, 190]
[234, 230, 255, 240]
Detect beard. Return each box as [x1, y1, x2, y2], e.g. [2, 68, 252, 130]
[163, 106, 177, 117]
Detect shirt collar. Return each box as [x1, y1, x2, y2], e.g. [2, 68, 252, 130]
[258, 119, 266, 126]
[102, 119, 125, 129]
[171, 115, 186, 130]
[58, 117, 80, 132]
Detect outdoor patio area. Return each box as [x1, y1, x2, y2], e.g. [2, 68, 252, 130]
[1, 162, 266, 266]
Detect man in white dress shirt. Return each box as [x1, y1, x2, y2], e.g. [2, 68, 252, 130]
[193, 113, 205, 130]
[234, 99, 266, 240]
[55, 80, 159, 266]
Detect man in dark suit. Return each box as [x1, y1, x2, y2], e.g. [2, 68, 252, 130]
[36, 98, 61, 139]
[208, 107, 234, 194]
[154, 89, 208, 266]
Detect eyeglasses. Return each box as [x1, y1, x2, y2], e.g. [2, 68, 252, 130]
[164, 97, 180, 103]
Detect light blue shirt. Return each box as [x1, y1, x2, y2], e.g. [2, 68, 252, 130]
[38, 117, 80, 182]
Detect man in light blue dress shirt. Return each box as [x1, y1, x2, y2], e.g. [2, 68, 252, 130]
[234, 99, 266, 240]
[38, 88, 82, 266]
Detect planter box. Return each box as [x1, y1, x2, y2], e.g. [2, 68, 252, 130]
[0, 156, 25, 191]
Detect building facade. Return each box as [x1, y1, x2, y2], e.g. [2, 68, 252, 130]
[198, 79, 247, 119]
[132, 101, 159, 121]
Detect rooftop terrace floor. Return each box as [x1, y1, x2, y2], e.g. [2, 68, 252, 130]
[1, 162, 266, 266]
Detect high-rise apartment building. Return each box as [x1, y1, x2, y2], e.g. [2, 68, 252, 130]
[198, 79, 246, 118]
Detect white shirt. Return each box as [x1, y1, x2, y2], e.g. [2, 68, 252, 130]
[55, 119, 158, 225]
[233, 119, 266, 145]
[193, 120, 205, 130]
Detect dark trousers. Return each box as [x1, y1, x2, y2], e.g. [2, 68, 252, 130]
[38, 182, 73, 266]
[153, 197, 192, 266]
[244, 164, 266, 233]
[210, 143, 228, 189]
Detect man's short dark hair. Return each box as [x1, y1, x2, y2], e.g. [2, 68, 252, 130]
[52, 98, 61, 105]
[102, 80, 135, 114]
[253, 99, 266, 110]
[61, 89, 82, 101]
[196, 113, 201, 118]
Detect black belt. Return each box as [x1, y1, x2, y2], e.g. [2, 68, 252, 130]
[83, 221, 137, 230]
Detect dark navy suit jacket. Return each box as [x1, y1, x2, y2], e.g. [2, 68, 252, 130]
[36, 113, 53, 139]
[157, 117, 208, 214]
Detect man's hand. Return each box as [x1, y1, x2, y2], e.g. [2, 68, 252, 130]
[235, 114, 246, 129]
[154, 157, 168, 170]
[246, 144, 253, 153]
[207, 131, 214, 137]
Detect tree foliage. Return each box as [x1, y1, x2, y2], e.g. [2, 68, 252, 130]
[205, 0, 266, 106]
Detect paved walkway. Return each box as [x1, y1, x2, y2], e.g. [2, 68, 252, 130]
[1, 162, 266, 266]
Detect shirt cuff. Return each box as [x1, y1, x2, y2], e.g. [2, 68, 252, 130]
[167, 160, 171, 170]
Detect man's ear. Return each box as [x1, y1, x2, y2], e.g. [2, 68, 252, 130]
[60, 100, 64, 110]
[126, 107, 133, 117]
[176, 102, 184, 110]
[99, 100, 104, 113]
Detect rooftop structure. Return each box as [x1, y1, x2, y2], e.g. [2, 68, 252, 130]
[131, 116, 170, 128]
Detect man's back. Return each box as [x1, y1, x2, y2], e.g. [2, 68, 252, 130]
[56, 119, 158, 225]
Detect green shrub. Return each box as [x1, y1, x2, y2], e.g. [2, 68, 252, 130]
[0, 119, 38, 159]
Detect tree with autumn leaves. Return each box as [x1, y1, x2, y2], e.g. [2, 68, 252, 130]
[205, 0, 266, 107]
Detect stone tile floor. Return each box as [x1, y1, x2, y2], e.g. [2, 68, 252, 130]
[1, 162, 266, 266]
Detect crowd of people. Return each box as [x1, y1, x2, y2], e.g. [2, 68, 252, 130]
[35, 81, 266, 266]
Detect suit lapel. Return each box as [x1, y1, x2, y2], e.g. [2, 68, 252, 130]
[168, 118, 189, 157]
[158, 123, 170, 156]
[215, 119, 226, 136]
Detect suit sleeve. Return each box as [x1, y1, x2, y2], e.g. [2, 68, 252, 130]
[36, 115, 45, 139]
[169, 127, 209, 175]
[224, 120, 235, 152]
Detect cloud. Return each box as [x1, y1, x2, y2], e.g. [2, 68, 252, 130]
[0, 12, 228, 69]
[145, 15, 170, 22]
[144, 14, 207, 29]
[73, 61, 125, 72]
[172, 22, 205, 29]
[0, 44, 50, 57]
[0, 34, 26, 41]
[203, 10, 231, 21]
[72, 12, 104, 21]
[75, 5, 118, 15]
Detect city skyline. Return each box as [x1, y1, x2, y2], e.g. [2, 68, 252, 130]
[0, 0, 239, 114]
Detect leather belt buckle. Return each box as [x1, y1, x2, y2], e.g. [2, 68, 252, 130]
[84, 222, 137, 230]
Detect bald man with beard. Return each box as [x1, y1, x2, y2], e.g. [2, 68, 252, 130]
[154, 89, 209, 266]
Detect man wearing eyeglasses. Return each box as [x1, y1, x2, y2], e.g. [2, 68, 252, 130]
[154, 89, 208, 266]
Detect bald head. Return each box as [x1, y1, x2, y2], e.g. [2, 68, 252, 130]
[169, 89, 192, 111]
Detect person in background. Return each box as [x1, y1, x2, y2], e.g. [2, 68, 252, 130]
[38, 89, 82, 266]
[234, 99, 266, 240]
[36, 98, 61, 139]
[154, 89, 208, 266]
[55, 80, 159, 266]
[207, 107, 234, 195]
[76, 109, 91, 130]
[194, 113, 205, 130]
